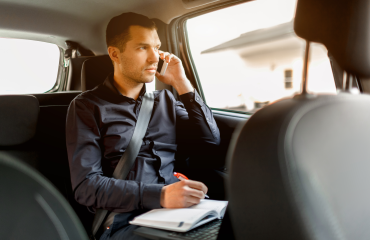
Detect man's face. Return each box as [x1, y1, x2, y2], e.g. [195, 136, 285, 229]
[117, 26, 161, 84]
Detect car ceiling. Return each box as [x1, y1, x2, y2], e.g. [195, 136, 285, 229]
[0, 0, 231, 55]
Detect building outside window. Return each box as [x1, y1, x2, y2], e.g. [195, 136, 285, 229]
[186, 0, 336, 113]
[285, 69, 293, 89]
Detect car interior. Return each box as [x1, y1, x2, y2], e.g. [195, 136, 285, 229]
[1, 0, 370, 239]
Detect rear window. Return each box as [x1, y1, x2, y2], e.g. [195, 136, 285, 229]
[186, 0, 336, 114]
[0, 38, 60, 94]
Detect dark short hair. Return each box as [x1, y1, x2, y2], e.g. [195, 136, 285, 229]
[106, 12, 157, 52]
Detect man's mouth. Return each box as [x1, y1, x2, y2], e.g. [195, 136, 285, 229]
[145, 66, 157, 73]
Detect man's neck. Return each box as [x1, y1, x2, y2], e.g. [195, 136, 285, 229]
[113, 72, 144, 101]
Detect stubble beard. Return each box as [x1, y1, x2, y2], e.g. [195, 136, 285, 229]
[119, 65, 154, 85]
[120, 58, 156, 84]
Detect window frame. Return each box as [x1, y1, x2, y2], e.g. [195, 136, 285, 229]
[169, 0, 253, 115]
[0, 40, 65, 95]
[46, 46, 68, 93]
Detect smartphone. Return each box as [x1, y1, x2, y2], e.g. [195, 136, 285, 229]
[157, 57, 168, 76]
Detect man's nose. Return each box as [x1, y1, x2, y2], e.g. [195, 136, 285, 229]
[148, 48, 159, 63]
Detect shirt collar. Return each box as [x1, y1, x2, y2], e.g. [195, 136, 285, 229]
[102, 73, 147, 101]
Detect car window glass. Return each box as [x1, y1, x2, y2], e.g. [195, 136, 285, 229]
[186, 0, 335, 113]
[0, 38, 60, 94]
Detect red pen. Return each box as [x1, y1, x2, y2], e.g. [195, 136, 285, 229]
[173, 172, 188, 180]
[173, 172, 209, 198]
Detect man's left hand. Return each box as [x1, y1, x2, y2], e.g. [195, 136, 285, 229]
[155, 51, 193, 95]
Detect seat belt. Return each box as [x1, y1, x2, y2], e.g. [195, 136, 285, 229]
[91, 92, 155, 239]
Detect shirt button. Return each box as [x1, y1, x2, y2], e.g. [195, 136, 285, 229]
[206, 117, 209, 121]
[196, 97, 199, 101]
[190, 99, 193, 102]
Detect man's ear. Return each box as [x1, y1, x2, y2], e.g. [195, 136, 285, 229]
[108, 46, 120, 66]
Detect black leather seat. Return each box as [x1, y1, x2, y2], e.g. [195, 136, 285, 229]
[0, 152, 88, 240]
[227, 0, 370, 239]
[0, 95, 39, 167]
[0, 95, 88, 239]
[81, 55, 113, 91]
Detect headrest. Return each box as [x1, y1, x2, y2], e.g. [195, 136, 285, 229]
[294, 0, 370, 78]
[81, 55, 114, 91]
[0, 95, 39, 146]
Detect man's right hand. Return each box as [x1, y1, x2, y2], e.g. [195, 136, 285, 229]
[160, 180, 208, 208]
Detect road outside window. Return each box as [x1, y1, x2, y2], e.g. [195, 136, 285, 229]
[0, 38, 60, 94]
[186, 0, 335, 113]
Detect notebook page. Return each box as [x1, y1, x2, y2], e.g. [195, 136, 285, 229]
[130, 208, 216, 232]
[189, 199, 228, 218]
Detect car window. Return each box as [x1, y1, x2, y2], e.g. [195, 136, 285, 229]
[186, 0, 336, 114]
[0, 38, 60, 95]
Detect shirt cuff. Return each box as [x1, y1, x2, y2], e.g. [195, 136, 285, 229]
[180, 89, 204, 107]
[142, 184, 164, 209]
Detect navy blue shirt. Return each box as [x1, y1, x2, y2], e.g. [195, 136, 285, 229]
[66, 74, 220, 213]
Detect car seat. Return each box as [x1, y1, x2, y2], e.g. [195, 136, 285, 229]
[0, 95, 88, 239]
[81, 55, 113, 92]
[226, 0, 370, 239]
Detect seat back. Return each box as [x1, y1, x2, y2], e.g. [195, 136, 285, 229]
[227, 94, 370, 240]
[0, 95, 39, 167]
[227, 0, 370, 239]
[0, 94, 88, 239]
[81, 55, 113, 91]
[0, 152, 88, 240]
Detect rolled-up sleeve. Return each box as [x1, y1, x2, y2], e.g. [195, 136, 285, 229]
[175, 89, 221, 155]
[66, 98, 163, 213]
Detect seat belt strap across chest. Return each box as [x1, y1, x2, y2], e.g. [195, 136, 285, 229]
[91, 92, 155, 238]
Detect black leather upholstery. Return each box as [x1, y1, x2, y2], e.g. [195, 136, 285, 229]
[0, 152, 88, 240]
[81, 55, 113, 91]
[0, 94, 88, 239]
[294, 0, 370, 78]
[227, 1, 370, 239]
[227, 94, 370, 240]
[0, 95, 39, 146]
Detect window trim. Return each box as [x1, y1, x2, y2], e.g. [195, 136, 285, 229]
[169, 0, 253, 114]
[212, 109, 251, 119]
[46, 47, 67, 93]
[211, 107, 253, 116]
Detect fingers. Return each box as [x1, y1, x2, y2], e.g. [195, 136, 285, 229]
[159, 51, 176, 63]
[185, 180, 208, 195]
[160, 180, 208, 208]
[184, 185, 205, 199]
[184, 196, 202, 207]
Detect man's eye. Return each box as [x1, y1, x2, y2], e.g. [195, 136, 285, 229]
[140, 46, 146, 50]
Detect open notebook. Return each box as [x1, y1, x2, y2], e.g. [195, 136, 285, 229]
[129, 199, 228, 232]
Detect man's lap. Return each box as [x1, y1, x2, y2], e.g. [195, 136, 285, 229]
[99, 211, 151, 240]
[100, 224, 149, 240]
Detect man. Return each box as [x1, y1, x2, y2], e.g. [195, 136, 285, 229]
[66, 12, 220, 240]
